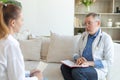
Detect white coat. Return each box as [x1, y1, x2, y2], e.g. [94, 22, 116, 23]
[0, 35, 38, 80]
[75, 29, 114, 80]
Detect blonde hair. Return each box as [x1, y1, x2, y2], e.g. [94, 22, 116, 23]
[0, 3, 21, 39]
[0, 3, 9, 39]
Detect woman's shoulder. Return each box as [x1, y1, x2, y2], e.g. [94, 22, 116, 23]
[3, 35, 19, 47]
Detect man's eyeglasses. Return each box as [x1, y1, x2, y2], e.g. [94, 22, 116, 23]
[83, 21, 97, 26]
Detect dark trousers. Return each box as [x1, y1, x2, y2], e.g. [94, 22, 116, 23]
[60, 64, 98, 80]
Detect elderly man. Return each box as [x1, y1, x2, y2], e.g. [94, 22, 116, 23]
[61, 12, 114, 80]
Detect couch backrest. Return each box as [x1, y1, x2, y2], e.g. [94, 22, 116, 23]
[106, 43, 120, 80]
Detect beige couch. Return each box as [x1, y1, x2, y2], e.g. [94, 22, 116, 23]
[19, 33, 120, 80]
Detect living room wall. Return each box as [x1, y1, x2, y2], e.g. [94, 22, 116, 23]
[18, 0, 74, 36]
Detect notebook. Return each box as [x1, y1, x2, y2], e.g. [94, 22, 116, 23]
[25, 61, 48, 77]
[36, 61, 48, 72]
[61, 60, 88, 68]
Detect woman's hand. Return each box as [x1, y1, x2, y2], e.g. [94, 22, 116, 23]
[30, 69, 43, 80]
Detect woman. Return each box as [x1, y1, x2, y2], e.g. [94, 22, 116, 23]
[0, 3, 43, 80]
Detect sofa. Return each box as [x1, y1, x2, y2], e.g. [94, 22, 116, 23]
[19, 33, 120, 80]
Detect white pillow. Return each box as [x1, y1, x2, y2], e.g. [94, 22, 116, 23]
[47, 33, 81, 62]
[19, 39, 42, 61]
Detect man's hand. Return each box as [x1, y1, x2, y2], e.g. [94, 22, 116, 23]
[82, 61, 94, 67]
[76, 57, 87, 65]
[76, 57, 95, 67]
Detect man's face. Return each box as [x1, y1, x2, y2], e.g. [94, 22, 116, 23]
[84, 16, 100, 34]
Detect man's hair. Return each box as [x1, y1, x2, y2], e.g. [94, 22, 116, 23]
[86, 12, 101, 21]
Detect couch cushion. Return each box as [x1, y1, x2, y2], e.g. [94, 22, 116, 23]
[43, 63, 63, 80]
[47, 32, 81, 62]
[19, 39, 42, 61]
[25, 61, 63, 80]
[41, 37, 50, 59]
[28, 36, 50, 60]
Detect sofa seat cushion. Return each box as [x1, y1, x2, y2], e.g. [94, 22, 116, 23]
[25, 61, 63, 80]
[43, 63, 63, 80]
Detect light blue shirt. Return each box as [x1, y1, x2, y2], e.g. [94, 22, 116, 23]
[82, 29, 104, 68]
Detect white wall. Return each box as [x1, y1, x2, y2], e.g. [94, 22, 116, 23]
[19, 0, 74, 36]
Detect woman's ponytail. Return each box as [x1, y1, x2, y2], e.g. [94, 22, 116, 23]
[0, 3, 9, 39]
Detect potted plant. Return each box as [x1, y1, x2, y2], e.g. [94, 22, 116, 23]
[0, 0, 22, 8]
[79, 0, 96, 12]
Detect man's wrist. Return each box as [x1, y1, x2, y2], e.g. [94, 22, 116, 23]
[88, 61, 94, 66]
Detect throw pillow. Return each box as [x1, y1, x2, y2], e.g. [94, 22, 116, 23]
[28, 36, 51, 60]
[41, 37, 50, 60]
[19, 39, 42, 61]
[47, 32, 81, 62]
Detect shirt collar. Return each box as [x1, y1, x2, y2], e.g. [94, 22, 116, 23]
[89, 28, 100, 38]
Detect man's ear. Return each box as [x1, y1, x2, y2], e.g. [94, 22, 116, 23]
[97, 21, 101, 26]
